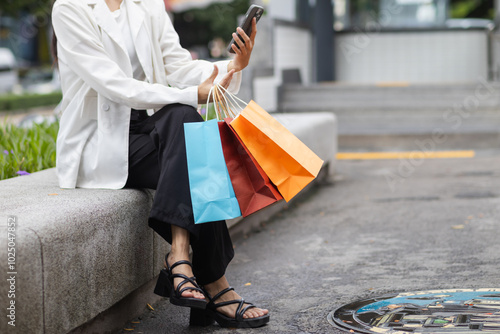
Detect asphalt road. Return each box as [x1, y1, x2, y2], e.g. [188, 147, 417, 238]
[119, 148, 500, 334]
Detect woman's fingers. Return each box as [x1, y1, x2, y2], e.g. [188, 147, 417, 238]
[206, 65, 218, 83]
[198, 65, 218, 103]
[197, 66, 236, 104]
[250, 17, 257, 41]
[237, 27, 251, 51]
[232, 18, 256, 55]
[232, 32, 245, 55]
[219, 69, 235, 89]
[229, 17, 257, 71]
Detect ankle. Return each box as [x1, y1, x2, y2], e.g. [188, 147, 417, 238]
[203, 276, 231, 296]
[170, 226, 190, 257]
[167, 249, 190, 266]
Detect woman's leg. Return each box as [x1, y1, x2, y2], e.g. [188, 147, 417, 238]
[128, 105, 269, 321]
[126, 104, 234, 298]
[168, 225, 204, 300]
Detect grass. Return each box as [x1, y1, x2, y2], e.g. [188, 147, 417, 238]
[0, 120, 59, 181]
[0, 92, 62, 112]
[0, 102, 227, 181]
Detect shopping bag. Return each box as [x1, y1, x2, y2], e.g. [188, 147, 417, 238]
[218, 119, 283, 217]
[208, 85, 282, 216]
[184, 119, 241, 224]
[230, 101, 324, 202]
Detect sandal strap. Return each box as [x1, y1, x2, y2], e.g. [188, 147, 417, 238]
[171, 273, 197, 287]
[206, 286, 259, 322]
[237, 302, 256, 322]
[209, 295, 257, 322]
[164, 253, 194, 274]
[172, 274, 205, 297]
[168, 260, 193, 273]
[210, 299, 241, 309]
[209, 286, 235, 303]
[165, 256, 204, 299]
[177, 284, 205, 297]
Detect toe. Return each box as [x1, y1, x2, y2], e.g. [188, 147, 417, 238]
[195, 290, 206, 299]
[181, 290, 193, 298]
[244, 309, 259, 319]
[252, 308, 268, 318]
[181, 289, 205, 300]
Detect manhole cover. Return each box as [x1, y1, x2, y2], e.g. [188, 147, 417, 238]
[328, 289, 500, 333]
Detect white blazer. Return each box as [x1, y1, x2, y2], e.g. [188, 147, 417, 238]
[52, 0, 241, 189]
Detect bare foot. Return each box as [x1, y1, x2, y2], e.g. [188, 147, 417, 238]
[166, 253, 205, 300]
[211, 289, 268, 319]
[204, 277, 269, 319]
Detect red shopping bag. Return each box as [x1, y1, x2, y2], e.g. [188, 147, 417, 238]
[218, 119, 283, 217]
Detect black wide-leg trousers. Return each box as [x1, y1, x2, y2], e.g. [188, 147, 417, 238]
[124, 104, 234, 285]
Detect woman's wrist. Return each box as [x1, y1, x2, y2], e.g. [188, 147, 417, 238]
[227, 61, 241, 73]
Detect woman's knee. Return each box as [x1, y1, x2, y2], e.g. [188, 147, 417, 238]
[160, 103, 203, 123]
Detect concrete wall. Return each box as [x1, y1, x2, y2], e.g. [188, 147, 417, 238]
[253, 20, 313, 111]
[335, 29, 489, 84]
[266, 0, 297, 22]
[252, 13, 490, 112]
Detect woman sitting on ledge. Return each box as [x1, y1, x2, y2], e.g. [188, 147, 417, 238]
[51, 0, 269, 328]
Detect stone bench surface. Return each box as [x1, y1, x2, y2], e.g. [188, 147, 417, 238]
[0, 112, 337, 334]
[0, 170, 167, 334]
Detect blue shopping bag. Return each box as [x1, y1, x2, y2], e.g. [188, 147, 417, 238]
[184, 119, 242, 224]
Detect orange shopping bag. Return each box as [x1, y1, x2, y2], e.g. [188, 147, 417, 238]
[229, 100, 324, 202]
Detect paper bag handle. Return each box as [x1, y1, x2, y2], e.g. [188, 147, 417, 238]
[202, 84, 247, 121]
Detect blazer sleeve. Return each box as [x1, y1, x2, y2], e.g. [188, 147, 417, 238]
[156, 5, 241, 94]
[52, 1, 214, 110]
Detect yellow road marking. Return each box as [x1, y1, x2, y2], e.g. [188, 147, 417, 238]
[337, 151, 475, 160]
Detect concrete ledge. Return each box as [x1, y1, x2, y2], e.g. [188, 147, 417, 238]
[0, 171, 167, 334]
[0, 112, 337, 334]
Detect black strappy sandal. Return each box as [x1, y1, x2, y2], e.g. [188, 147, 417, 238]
[153, 254, 207, 310]
[189, 287, 269, 328]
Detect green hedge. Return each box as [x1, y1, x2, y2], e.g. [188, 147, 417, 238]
[0, 121, 59, 181]
[0, 103, 218, 181]
[0, 92, 62, 111]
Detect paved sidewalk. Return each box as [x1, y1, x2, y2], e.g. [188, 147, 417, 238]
[118, 149, 500, 334]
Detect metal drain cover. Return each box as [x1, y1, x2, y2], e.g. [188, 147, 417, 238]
[328, 289, 500, 333]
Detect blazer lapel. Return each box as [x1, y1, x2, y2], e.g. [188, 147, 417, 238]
[126, 0, 154, 83]
[88, 0, 132, 75]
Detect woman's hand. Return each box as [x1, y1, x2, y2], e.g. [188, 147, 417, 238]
[228, 18, 257, 73]
[198, 65, 235, 104]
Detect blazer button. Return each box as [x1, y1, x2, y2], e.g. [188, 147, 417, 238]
[102, 104, 110, 111]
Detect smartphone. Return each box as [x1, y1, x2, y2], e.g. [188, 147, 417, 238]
[227, 5, 264, 54]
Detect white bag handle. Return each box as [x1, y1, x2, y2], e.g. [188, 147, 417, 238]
[203, 85, 216, 121]
[202, 84, 247, 121]
[217, 85, 247, 114]
[213, 85, 237, 119]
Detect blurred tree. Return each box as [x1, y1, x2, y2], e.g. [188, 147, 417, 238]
[0, 0, 53, 17]
[450, 0, 494, 19]
[173, 0, 250, 51]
